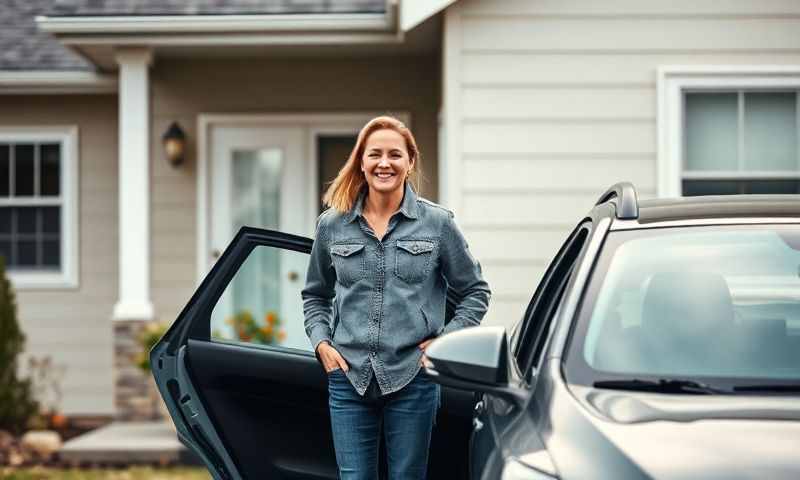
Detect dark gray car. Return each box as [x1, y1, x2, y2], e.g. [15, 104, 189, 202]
[152, 182, 800, 479]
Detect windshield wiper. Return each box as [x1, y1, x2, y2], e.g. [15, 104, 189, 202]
[732, 384, 800, 393]
[593, 378, 729, 395]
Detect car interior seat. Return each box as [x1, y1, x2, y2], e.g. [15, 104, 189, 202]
[640, 271, 735, 375]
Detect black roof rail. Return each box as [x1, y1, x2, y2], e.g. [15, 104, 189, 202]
[595, 182, 639, 220]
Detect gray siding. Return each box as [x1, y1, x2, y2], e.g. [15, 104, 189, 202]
[446, 0, 800, 330]
[0, 95, 117, 415]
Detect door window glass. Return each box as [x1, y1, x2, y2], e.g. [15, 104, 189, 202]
[210, 245, 311, 352]
[515, 224, 589, 378]
[210, 148, 313, 351]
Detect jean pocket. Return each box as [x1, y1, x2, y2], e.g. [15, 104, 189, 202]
[330, 243, 366, 287]
[395, 239, 436, 284]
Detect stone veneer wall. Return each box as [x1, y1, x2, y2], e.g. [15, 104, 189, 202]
[113, 320, 166, 421]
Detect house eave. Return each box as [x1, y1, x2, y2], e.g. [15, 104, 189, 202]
[36, 12, 394, 35]
[0, 71, 117, 94]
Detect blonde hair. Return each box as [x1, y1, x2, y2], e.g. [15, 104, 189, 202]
[322, 115, 422, 213]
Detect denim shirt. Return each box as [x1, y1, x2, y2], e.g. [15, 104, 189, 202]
[302, 181, 491, 396]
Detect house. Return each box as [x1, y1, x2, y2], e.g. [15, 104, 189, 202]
[1, 0, 798, 421]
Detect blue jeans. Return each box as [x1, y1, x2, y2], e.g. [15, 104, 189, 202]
[327, 369, 440, 480]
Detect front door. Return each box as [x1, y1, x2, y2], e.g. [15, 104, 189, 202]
[151, 228, 474, 479]
[209, 125, 311, 351]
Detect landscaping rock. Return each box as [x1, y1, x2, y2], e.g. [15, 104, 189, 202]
[20, 430, 62, 460]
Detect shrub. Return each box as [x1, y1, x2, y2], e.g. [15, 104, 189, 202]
[0, 256, 39, 434]
[135, 321, 170, 373]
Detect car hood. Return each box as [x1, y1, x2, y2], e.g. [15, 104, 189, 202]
[558, 385, 800, 479]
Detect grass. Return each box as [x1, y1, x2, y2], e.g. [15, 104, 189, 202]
[0, 466, 212, 479]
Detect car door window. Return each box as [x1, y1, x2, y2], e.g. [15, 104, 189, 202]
[514, 222, 590, 379]
[210, 244, 313, 352]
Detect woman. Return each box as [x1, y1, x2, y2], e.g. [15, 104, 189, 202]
[302, 115, 491, 480]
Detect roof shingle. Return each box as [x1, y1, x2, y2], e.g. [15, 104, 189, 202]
[0, 0, 93, 71]
[0, 0, 387, 72]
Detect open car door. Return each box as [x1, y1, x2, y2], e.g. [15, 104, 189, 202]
[151, 226, 474, 480]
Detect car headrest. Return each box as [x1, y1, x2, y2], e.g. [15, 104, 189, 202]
[641, 271, 734, 340]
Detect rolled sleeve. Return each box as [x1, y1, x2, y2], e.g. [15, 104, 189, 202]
[301, 213, 336, 352]
[439, 211, 491, 335]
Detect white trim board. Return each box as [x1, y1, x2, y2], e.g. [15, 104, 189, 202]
[195, 112, 411, 285]
[37, 13, 391, 34]
[0, 71, 117, 95]
[656, 65, 800, 198]
[0, 126, 80, 290]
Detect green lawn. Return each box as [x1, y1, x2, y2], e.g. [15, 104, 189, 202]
[0, 467, 211, 479]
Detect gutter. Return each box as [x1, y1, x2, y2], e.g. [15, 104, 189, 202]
[35, 13, 393, 35]
[0, 71, 117, 94]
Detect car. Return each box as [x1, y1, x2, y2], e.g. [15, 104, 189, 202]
[152, 182, 800, 479]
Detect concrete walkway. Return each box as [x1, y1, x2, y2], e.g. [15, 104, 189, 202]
[59, 421, 201, 465]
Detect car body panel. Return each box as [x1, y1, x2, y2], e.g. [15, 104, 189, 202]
[471, 195, 800, 479]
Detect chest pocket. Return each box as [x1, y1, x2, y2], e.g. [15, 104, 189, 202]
[395, 239, 436, 284]
[330, 243, 366, 287]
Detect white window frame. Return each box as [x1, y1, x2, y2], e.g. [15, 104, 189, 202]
[657, 66, 800, 198]
[0, 126, 79, 289]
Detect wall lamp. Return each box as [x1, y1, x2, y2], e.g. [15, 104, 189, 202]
[162, 121, 186, 167]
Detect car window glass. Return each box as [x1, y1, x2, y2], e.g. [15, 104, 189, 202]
[515, 223, 590, 376]
[210, 244, 313, 352]
[580, 225, 800, 381]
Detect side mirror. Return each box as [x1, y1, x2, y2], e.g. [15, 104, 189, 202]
[424, 326, 526, 406]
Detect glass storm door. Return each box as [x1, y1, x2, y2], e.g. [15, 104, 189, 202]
[209, 125, 310, 351]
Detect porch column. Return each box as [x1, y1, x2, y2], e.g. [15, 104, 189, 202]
[112, 48, 161, 421]
[112, 47, 154, 322]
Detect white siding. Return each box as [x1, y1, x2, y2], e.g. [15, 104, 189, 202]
[445, 0, 800, 331]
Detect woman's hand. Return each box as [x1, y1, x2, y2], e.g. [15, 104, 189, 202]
[317, 341, 349, 373]
[418, 338, 435, 367]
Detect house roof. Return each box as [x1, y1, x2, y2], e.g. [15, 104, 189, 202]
[0, 0, 93, 71]
[1, 0, 387, 72]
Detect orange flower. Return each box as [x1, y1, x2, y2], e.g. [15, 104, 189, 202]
[266, 311, 277, 325]
[277, 330, 286, 342]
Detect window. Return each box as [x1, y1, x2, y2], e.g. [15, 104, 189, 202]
[566, 225, 800, 388]
[210, 244, 312, 353]
[0, 128, 78, 288]
[683, 91, 799, 195]
[657, 67, 800, 198]
[514, 222, 590, 379]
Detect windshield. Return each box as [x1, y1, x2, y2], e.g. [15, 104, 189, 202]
[566, 224, 800, 390]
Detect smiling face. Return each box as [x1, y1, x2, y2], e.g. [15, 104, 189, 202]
[360, 128, 414, 196]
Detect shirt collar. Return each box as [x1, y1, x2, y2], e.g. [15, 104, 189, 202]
[345, 181, 419, 224]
